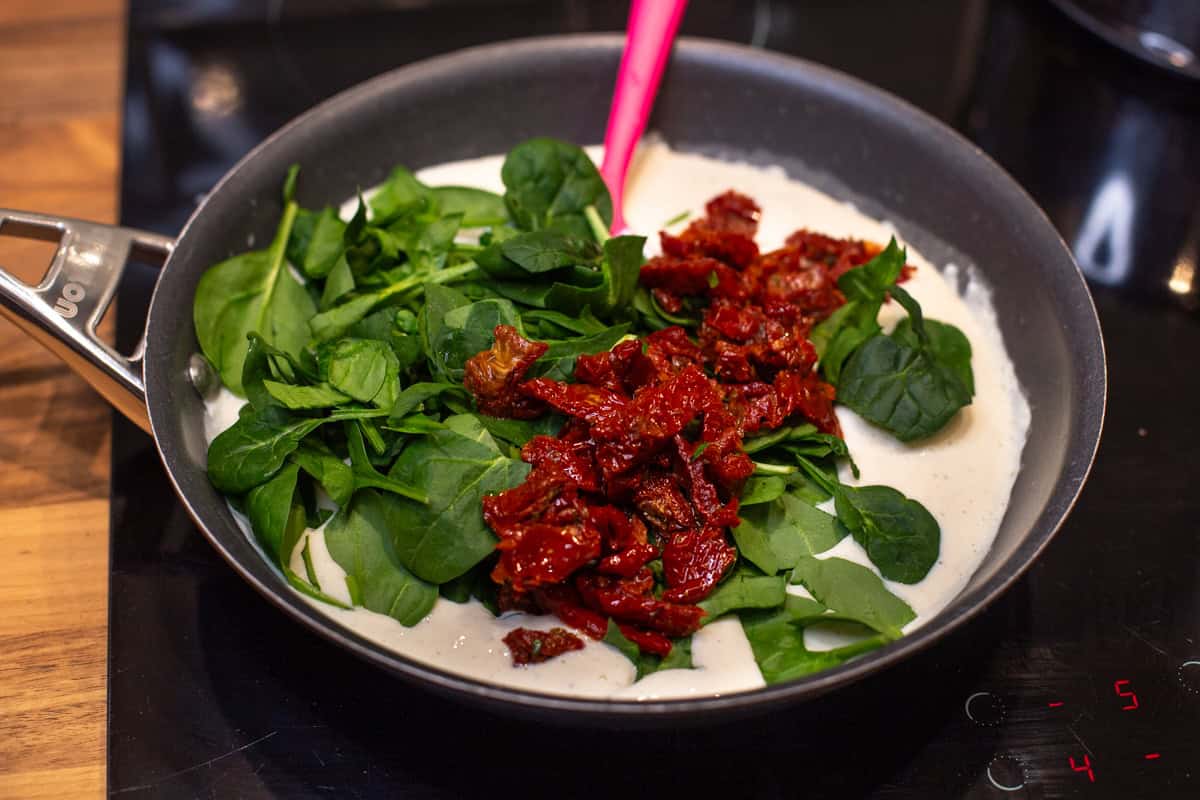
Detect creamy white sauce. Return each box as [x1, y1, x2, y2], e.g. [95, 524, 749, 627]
[203, 139, 1030, 699]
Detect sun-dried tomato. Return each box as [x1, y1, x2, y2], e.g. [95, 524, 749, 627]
[522, 435, 599, 493]
[640, 255, 727, 295]
[661, 527, 737, 604]
[575, 572, 705, 638]
[651, 287, 683, 313]
[705, 190, 761, 236]
[504, 627, 584, 665]
[616, 623, 673, 658]
[587, 504, 649, 552]
[492, 522, 603, 592]
[673, 435, 741, 529]
[633, 472, 695, 533]
[497, 584, 541, 614]
[482, 463, 584, 530]
[533, 584, 610, 640]
[662, 227, 759, 269]
[468, 189, 885, 663]
[642, 326, 705, 382]
[596, 543, 660, 578]
[521, 378, 628, 430]
[463, 325, 548, 419]
[774, 368, 841, 437]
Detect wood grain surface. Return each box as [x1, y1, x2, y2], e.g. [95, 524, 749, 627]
[0, 1, 124, 797]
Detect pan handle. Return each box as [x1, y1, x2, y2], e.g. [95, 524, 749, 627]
[0, 209, 174, 433]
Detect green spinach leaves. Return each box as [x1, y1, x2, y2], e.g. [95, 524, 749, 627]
[838, 285, 974, 441]
[813, 238, 974, 441]
[501, 137, 613, 239]
[193, 193, 314, 395]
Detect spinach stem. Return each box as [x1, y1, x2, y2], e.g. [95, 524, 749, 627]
[662, 209, 690, 227]
[794, 455, 840, 497]
[255, 198, 300, 332]
[752, 461, 796, 476]
[378, 260, 479, 301]
[584, 205, 610, 244]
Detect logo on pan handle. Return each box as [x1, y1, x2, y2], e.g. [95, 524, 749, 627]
[53, 282, 86, 319]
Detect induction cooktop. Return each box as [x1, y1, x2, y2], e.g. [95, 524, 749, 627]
[109, 1, 1200, 797]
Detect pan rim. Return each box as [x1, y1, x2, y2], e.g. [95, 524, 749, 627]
[144, 33, 1107, 721]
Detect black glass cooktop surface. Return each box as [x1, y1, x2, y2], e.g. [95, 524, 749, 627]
[109, 1, 1200, 797]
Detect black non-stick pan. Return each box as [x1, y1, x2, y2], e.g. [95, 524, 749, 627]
[0, 35, 1105, 724]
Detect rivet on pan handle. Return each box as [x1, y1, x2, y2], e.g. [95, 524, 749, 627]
[0, 209, 174, 433]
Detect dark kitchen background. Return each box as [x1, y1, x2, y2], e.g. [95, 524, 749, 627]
[109, 1, 1200, 797]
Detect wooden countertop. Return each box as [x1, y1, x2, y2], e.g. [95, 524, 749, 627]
[0, 1, 124, 797]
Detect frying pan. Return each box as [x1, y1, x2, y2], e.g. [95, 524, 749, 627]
[0, 35, 1105, 724]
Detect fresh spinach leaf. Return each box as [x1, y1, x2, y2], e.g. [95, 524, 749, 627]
[742, 424, 818, 455]
[731, 493, 847, 575]
[401, 212, 462, 273]
[520, 308, 609, 337]
[698, 566, 787, 621]
[284, 564, 351, 610]
[309, 294, 378, 343]
[529, 323, 632, 382]
[262, 380, 351, 410]
[603, 621, 694, 680]
[245, 462, 306, 566]
[740, 595, 888, 685]
[288, 206, 346, 279]
[891, 312, 975, 395]
[837, 331, 971, 442]
[341, 422, 426, 503]
[319, 257, 355, 310]
[343, 196, 402, 276]
[418, 282, 472, 378]
[471, 413, 564, 449]
[488, 234, 644, 320]
[831, 484, 940, 584]
[481, 230, 602, 278]
[632, 286, 672, 331]
[501, 138, 612, 239]
[387, 382, 468, 423]
[324, 489, 438, 625]
[318, 338, 400, 408]
[790, 556, 916, 639]
[810, 237, 906, 385]
[241, 333, 284, 411]
[193, 196, 315, 396]
[835, 284, 974, 441]
[382, 414, 530, 583]
[438, 558, 500, 614]
[424, 296, 522, 383]
[369, 165, 438, 225]
[432, 185, 508, 227]
[739, 476, 787, 506]
[384, 414, 446, 435]
[207, 406, 386, 494]
[290, 444, 354, 507]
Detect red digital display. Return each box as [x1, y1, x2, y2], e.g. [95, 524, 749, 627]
[1070, 754, 1096, 783]
[1047, 701, 1064, 708]
[1114, 679, 1139, 710]
[1145, 753, 1161, 761]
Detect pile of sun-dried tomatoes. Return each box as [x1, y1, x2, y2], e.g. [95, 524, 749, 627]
[466, 191, 886, 665]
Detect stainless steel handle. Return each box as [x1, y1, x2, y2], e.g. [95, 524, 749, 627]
[0, 209, 174, 433]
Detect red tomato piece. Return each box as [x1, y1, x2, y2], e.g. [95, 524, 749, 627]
[522, 435, 600, 493]
[616, 623, 673, 658]
[504, 627, 585, 665]
[463, 324, 549, 419]
[492, 522, 603, 593]
[661, 527, 737, 604]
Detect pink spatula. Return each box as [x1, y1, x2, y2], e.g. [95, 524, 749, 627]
[599, 0, 689, 235]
